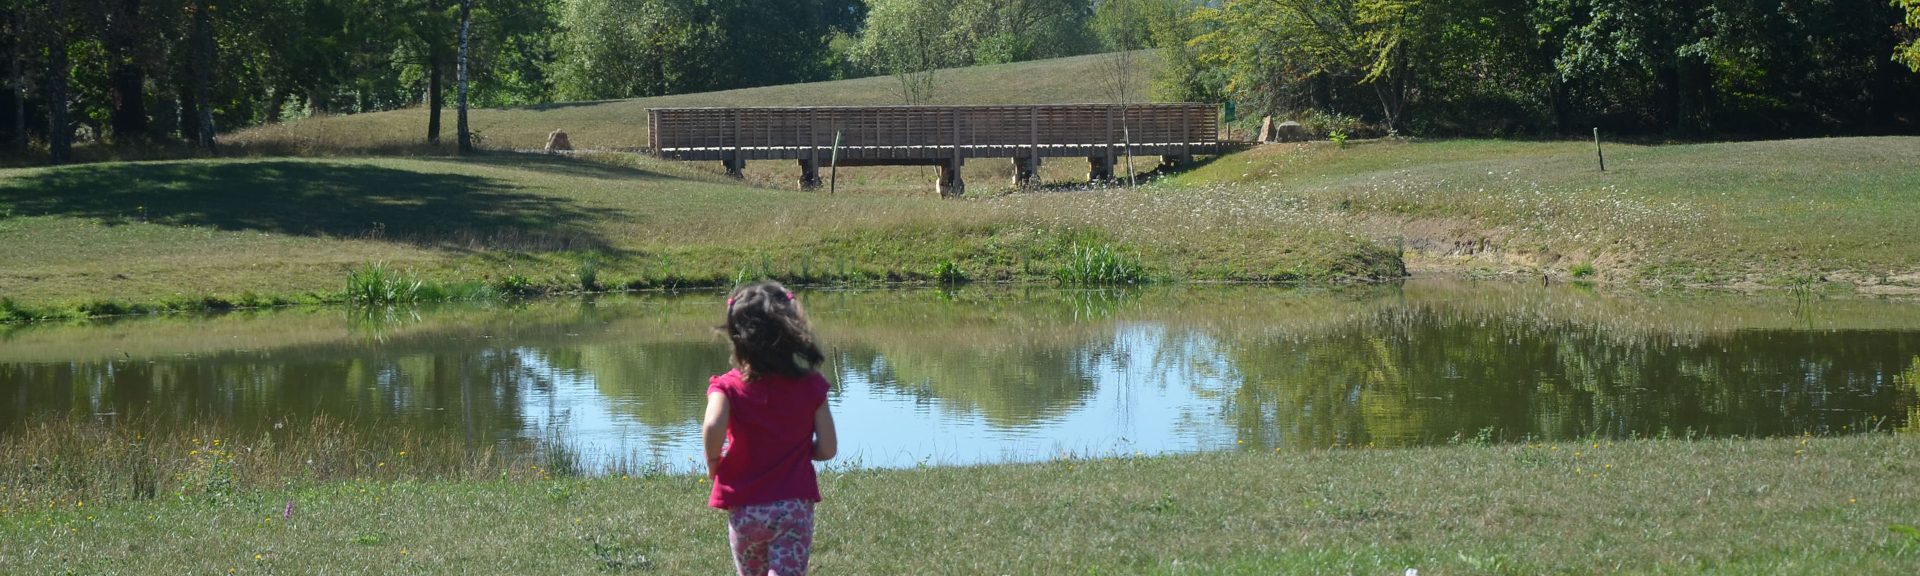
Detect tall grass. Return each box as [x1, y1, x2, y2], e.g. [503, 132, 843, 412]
[1055, 243, 1148, 285]
[345, 262, 424, 305]
[345, 262, 500, 305]
[0, 416, 563, 509]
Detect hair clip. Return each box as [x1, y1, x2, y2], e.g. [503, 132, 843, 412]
[786, 291, 796, 301]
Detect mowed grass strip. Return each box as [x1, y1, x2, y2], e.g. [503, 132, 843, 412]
[3, 435, 1915, 574]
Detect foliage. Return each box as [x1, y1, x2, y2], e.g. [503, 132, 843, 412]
[1055, 243, 1147, 285]
[1192, 0, 1920, 136]
[857, 0, 968, 104]
[931, 259, 967, 284]
[1899, 0, 1920, 72]
[857, 0, 1098, 103]
[551, 0, 847, 101]
[345, 262, 426, 305]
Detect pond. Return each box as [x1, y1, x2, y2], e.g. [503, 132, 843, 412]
[2, 280, 1916, 470]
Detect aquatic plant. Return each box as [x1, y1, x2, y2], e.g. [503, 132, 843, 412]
[345, 263, 424, 305]
[1055, 243, 1147, 285]
[576, 251, 604, 292]
[932, 259, 967, 284]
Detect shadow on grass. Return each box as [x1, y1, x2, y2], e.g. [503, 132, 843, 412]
[0, 160, 616, 252]
[423, 152, 681, 182]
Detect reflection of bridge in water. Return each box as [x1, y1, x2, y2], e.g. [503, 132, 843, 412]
[645, 104, 1233, 195]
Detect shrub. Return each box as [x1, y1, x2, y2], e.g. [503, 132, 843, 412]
[932, 259, 967, 284]
[1570, 262, 1597, 279]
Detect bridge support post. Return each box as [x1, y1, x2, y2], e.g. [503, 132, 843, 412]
[1160, 153, 1193, 170]
[799, 158, 822, 190]
[722, 152, 744, 179]
[1012, 155, 1040, 187]
[1087, 155, 1114, 183]
[938, 161, 966, 197]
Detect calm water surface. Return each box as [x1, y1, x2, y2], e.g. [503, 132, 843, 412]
[3, 280, 1916, 469]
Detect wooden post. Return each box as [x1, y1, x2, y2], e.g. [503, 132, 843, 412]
[1593, 127, 1606, 172]
[726, 109, 743, 178]
[829, 130, 841, 195]
[799, 158, 821, 190]
[1104, 106, 1115, 173]
[945, 108, 964, 197]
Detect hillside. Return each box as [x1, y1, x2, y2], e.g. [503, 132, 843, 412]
[227, 53, 1159, 156]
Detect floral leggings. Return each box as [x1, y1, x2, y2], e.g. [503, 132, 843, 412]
[726, 498, 815, 576]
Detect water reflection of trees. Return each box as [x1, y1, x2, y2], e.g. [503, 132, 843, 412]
[1214, 306, 1920, 448]
[834, 343, 1103, 427]
[0, 347, 549, 452]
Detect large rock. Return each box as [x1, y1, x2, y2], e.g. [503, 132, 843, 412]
[1274, 121, 1310, 142]
[544, 129, 573, 153]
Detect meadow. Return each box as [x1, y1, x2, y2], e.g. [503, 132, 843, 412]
[3, 417, 1915, 574]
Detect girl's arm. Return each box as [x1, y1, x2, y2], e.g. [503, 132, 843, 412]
[701, 391, 730, 477]
[811, 402, 837, 461]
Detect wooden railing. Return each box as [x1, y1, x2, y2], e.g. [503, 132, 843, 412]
[646, 104, 1220, 160]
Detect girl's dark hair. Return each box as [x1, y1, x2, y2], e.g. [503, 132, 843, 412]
[720, 280, 825, 380]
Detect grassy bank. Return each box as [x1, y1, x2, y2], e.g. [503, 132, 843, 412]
[0, 151, 1406, 320]
[6, 136, 1919, 321]
[3, 430, 1916, 574]
[1174, 137, 1920, 289]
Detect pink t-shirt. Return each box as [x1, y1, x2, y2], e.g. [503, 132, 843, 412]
[707, 368, 830, 509]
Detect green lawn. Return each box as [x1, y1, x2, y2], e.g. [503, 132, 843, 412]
[5, 136, 1919, 319]
[4, 435, 1916, 574]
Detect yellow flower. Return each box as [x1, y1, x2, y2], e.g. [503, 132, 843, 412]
[255, 554, 263, 561]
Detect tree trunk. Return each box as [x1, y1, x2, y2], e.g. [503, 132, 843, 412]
[264, 85, 285, 124]
[189, 0, 215, 151]
[455, 0, 472, 154]
[427, 49, 442, 144]
[106, 0, 148, 143]
[47, 0, 71, 164]
[178, 90, 198, 141]
[10, 3, 25, 152]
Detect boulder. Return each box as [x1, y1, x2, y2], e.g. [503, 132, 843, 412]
[1274, 121, 1310, 143]
[544, 129, 573, 153]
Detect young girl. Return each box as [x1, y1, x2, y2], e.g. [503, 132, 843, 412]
[702, 281, 838, 576]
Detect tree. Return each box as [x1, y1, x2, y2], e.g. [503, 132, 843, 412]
[189, 0, 216, 151]
[858, 0, 966, 104]
[7, 0, 29, 151]
[456, 0, 471, 153]
[47, 0, 70, 163]
[1897, 0, 1920, 72]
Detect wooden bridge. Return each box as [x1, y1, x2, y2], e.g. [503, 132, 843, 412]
[645, 103, 1227, 195]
